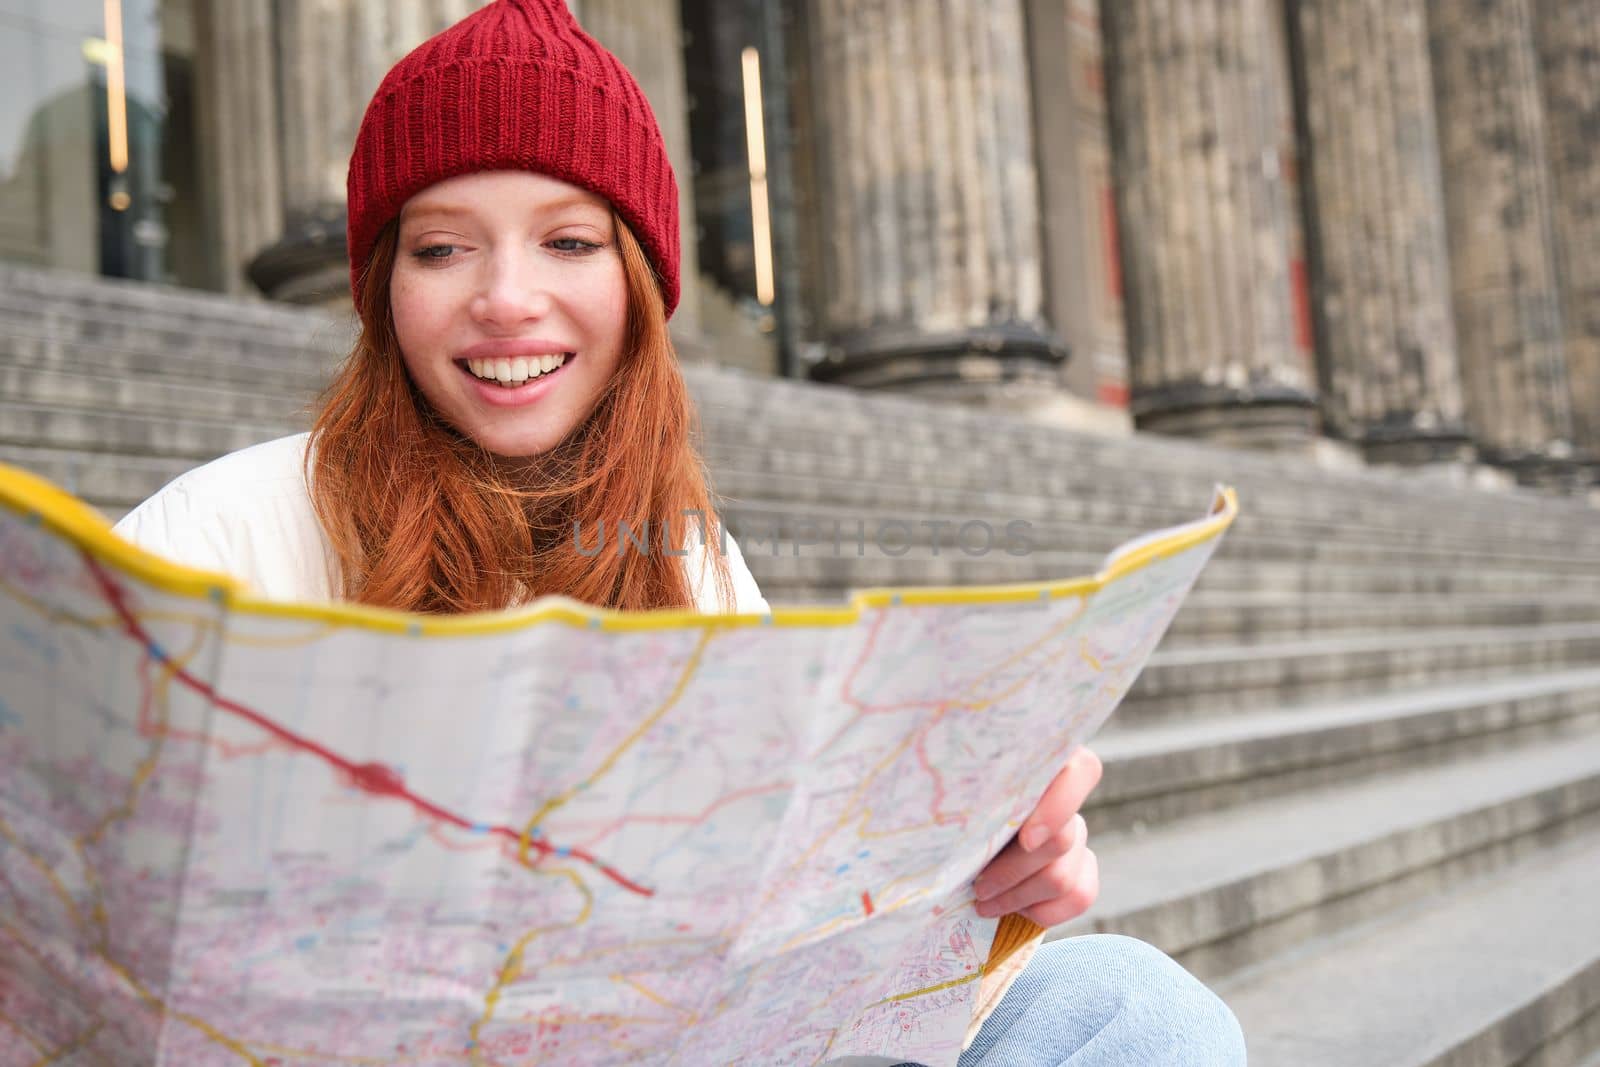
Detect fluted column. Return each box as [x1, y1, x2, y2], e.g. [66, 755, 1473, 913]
[1099, 0, 1316, 448]
[1428, 0, 1575, 479]
[571, 0, 703, 336]
[1289, 0, 1470, 464]
[192, 0, 284, 297]
[248, 0, 485, 305]
[801, 0, 1067, 403]
[1531, 0, 1600, 467]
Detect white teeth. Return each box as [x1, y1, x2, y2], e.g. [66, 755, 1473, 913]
[466, 353, 570, 384]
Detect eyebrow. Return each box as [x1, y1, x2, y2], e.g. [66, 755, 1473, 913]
[402, 196, 610, 226]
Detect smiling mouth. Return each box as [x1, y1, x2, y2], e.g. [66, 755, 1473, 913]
[458, 353, 576, 388]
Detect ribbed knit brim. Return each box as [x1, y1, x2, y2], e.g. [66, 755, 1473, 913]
[345, 0, 680, 318]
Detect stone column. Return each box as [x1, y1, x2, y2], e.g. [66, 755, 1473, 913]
[1531, 0, 1600, 468]
[247, 0, 484, 306]
[1428, 0, 1575, 479]
[1099, 0, 1317, 449]
[1024, 0, 1133, 420]
[799, 0, 1068, 407]
[1288, 0, 1471, 465]
[191, 0, 284, 298]
[571, 0, 704, 337]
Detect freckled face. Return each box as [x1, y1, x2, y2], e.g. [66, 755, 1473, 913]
[389, 170, 628, 459]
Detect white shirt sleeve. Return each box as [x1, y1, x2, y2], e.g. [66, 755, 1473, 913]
[112, 479, 238, 579]
[107, 435, 339, 603]
[690, 520, 770, 616]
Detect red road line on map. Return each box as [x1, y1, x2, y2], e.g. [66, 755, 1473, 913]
[861, 891, 873, 916]
[82, 554, 653, 897]
[912, 725, 963, 829]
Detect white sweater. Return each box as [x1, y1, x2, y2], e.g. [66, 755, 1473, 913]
[110, 433, 770, 615]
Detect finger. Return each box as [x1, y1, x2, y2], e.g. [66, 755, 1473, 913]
[1021, 847, 1100, 928]
[975, 842, 1092, 920]
[1018, 747, 1102, 852]
[973, 814, 1086, 902]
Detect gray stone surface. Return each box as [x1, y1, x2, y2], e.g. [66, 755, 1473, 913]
[1291, 0, 1468, 457]
[1099, 0, 1315, 443]
[796, 0, 1063, 396]
[1217, 830, 1600, 1066]
[1430, 0, 1575, 466]
[1057, 731, 1600, 972]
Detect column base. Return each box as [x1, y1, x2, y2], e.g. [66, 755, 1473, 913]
[1480, 447, 1592, 493]
[808, 323, 1068, 391]
[1132, 383, 1319, 452]
[246, 205, 351, 309]
[1355, 426, 1477, 467]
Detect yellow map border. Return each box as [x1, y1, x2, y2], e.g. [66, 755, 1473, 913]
[0, 461, 1237, 636]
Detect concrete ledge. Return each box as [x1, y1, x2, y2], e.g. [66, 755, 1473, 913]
[1126, 624, 1600, 721]
[1213, 830, 1600, 1067]
[1056, 734, 1600, 985]
[1089, 670, 1600, 830]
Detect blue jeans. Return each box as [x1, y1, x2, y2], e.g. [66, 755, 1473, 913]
[894, 934, 1248, 1066]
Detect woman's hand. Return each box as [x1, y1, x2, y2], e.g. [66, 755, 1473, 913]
[971, 746, 1102, 927]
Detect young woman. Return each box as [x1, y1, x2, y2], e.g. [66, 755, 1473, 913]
[113, 0, 1245, 1062]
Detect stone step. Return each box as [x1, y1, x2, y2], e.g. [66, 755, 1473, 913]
[741, 545, 1600, 599]
[1125, 622, 1600, 723]
[0, 321, 338, 398]
[688, 378, 1599, 528]
[6, 412, 1593, 588]
[0, 363, 315, 426]
[729, 583, 1600, 638]
[0, 401, 303, 465]
[9, 440, 1592, 648]
[1215, 829, 1600, 1067]
[0, 444, 196, 516]
[1087, 668, 1600, 832]
[701, 432, 1600, 551]
[1159, 592, 1600, 645]
[706, 449, 1600, 557]
[3, 295, 1591, 547]
[0, 265, 347, 352]
[1053, 729, 1600, 987]
[713, 495, 1600, 577]
[7, 367, 1587, 561]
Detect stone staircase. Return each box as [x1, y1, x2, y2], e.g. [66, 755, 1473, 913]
[3, 260, 1599, 1066]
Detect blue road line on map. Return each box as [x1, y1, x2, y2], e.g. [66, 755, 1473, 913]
[858, 849, 871, 858]
[471, 823, 490, 834]
[836, 863, 850, 874]
[554, 846, 571, 857]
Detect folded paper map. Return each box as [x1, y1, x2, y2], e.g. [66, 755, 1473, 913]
[0, 462, 1237, 1066]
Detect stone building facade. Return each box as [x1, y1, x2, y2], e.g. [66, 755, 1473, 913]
[1, 0, 1595, 483]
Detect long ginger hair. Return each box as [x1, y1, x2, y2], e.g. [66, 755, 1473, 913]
[304, 213, 735, 616]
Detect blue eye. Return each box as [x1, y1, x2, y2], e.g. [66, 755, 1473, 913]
[550, 237, 602, 254]
[412, 244, 457, 262]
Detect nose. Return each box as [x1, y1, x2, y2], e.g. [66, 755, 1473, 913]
[470, 246, 556, 329]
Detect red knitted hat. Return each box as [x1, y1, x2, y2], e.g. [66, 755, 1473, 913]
[345, 0, 680, 317]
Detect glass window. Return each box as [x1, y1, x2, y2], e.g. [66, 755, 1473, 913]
[0, 0, 211, 288]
